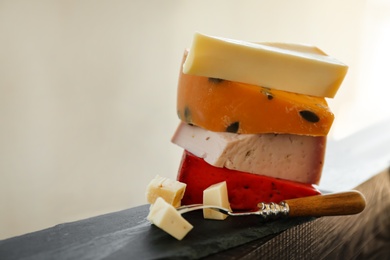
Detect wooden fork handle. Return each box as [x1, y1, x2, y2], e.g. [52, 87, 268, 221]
[283, 190, 366, 217]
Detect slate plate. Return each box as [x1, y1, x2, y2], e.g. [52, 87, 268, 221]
[0, 204, 313, 260]
[121, 212, 313, 259]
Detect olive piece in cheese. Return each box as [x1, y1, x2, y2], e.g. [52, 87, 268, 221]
[300, 110, 320, 123]
[226, 122, 240, 133]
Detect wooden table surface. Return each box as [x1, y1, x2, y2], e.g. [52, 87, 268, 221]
[209, 168, 390, 259]
[1, 119, 390, 259]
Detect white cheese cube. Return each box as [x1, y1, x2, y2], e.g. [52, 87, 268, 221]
[203, 181, 231, 220]
[147, 197, 193, 240]
[146, 175, 186, 208]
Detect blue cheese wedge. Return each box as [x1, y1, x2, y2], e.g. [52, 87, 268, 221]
[147, 197, 193, 240]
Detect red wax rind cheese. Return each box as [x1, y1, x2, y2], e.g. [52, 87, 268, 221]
[177, 151, 321, 211]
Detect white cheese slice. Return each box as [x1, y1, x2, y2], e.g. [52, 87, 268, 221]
[171, 122, 326, 184]
[260, 42, 327, 55]
[183, 32, 348, 98]
[203, 181, 231, 220]
[145, 175, 186, 208]
[147, 197, 193, 240]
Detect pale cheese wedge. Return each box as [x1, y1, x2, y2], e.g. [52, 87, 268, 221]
[203, 181, 231, 220]
[147, 197, 193, 240]
[183, 32, 348, 98]
[172, 122, 325, 184]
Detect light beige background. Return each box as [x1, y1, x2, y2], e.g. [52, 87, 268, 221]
[1, 0, 390, 239]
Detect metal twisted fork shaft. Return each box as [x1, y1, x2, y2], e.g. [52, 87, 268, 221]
[177, 202, 289, 219]
[177, 191, 366, 219]
[257, 202, 290, 219]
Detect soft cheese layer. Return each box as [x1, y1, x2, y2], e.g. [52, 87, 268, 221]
[183, 33, 348, 98]
[177, 50, 334, 136]
[172, 123, 325, 184]
[177, 151, 321, 211]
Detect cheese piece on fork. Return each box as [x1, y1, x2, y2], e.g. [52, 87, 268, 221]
[183, 33, 348, 98]
[203, 181, 231, 220]
[147, 197, 193, 240]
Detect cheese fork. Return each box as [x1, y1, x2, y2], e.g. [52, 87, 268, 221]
[177, 190, 366, 220]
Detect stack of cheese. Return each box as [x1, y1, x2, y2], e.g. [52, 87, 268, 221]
[171, 33, 348, 211]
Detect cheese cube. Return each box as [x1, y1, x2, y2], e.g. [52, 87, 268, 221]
[203, 181, 231, 220]
[146, 175, 186, 207]
[147, 197, 193, 240]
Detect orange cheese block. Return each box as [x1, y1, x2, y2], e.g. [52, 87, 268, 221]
[177, 50, 334, 136]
